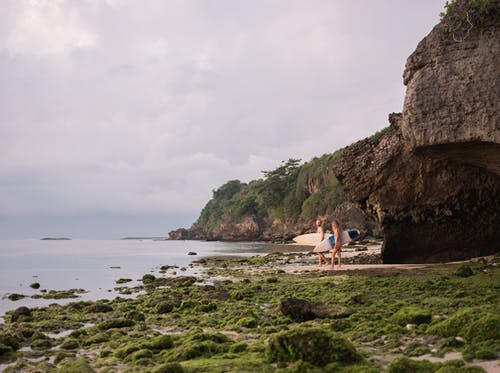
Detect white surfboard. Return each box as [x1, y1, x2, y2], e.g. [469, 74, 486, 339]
[312, 229, 361, 252]
[292, 233, 332, 246]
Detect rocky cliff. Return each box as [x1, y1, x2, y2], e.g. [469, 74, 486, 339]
[332, 0, 500, 263]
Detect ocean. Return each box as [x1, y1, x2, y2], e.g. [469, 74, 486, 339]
[0, 239, 299, 319]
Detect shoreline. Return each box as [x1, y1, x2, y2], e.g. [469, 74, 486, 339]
[0, 245, 498, 372]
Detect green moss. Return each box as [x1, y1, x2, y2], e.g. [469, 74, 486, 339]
[427, 308, 476, 337]
[266, 327, 361, 367]
[156, 301, 174, 314]
[60, 339, 80, 350]
[386, 356, 435, 373]
[85, 303, 113, 313]
[54, 351, 75, 364]
[236, 317, 258, 328]
[58, 358, 95, 373]
[229, 342, 248, 353]
[455, 265, 474, 277]
[115, 278, 132, 284]
[114, 344, 140, 359]
[465, 314, 500, 342]
[148, 335, 174, 351]
[151, 362, 185, 373]
[97, 318, 135, 330]
[131, 348, 153, 364]
[392, 306, 432, 325]
[142, 274, 156, 284]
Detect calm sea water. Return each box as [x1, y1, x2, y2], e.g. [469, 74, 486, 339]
[0, 239, 299, 319]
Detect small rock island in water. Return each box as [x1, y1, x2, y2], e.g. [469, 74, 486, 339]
[40, 237, 72, 241]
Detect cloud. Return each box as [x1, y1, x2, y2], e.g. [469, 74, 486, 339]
[0, 0, 444, 237]
[3, 0, 98, 56]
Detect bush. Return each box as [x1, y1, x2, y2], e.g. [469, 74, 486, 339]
[266, 327, 360, 367]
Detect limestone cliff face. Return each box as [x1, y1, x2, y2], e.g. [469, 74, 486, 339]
[332, 1, 500, 263]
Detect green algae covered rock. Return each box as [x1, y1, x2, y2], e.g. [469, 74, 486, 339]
[97, 318, 135, 330]
[131, 348, 153, 364]
[465, 314, 500, 342]
[387, 356, 437, 373]
[392, 306, 432, 326]
[58, 358, 95, 373]
[266, 326, 360, 367]
[427, 308, 476, 338]
[152, 362, 184, 373]
[148, 334, 174, 351]
[455, 265, 474, 277]
[85, 303, 113, 313]
[387, 356, 487, 373]
[60, 338, 80, 350]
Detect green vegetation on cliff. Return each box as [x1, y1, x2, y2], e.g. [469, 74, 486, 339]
[196, 152, 346, 233]
[440, 0, 500, 39]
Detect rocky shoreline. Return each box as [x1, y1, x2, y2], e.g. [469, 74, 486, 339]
[1, 248, 498, 372]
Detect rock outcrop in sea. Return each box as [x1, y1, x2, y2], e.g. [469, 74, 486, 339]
[331, 0, 499, 263]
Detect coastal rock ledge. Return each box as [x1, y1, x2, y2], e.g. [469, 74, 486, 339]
[332, 0, 500, 263]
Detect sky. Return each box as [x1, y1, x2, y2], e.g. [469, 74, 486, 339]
[0, 0, 445, 239]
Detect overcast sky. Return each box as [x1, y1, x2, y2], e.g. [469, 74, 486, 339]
[0, 1, 444, 239]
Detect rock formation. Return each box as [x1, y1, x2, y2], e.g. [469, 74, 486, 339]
[332, 0, 499, 263]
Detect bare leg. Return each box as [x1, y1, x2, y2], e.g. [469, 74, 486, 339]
[331, 250, 335, 268]
[337, 250, 342, 268]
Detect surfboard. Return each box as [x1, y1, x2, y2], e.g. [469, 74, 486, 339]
[292, 233, 331, 246]
[312, 229, 361, 252]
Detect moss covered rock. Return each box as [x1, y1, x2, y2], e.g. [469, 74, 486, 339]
[58, 358, 95, 373]
[266, 327, 360, 367]
[10, 306, 32, 322]
[148, 334, 174, 351]
[392, 306, 432, 326]
[427, 308, 476, 337]
[465, 314, 500, 342]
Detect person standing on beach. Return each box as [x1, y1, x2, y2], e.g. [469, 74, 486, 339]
[315, 218, 328, 266]
[329, 220, 343, 268]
